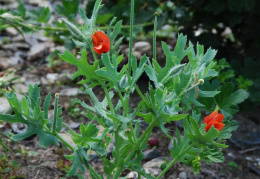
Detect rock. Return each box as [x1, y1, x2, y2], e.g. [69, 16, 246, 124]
[143, 157, 168, 168]
[22, 74, 40, 86]
[5, 27, 18, 36]
[12, 123, 27, 134]
[27, 42, 54, 60]
[133, 41, 151, 52]
[127, 169, 164, 179]
[58, 133, 75, 147]
[0, 97, 11, 113]
[132, 51, 142, 59]
[46, 73, 59, 83]
[68, 122, 81, 129]
[144, 168, 163, 178]
[49, 45, 66, 53]
[168, 139, 174, 149]
[144, 149, 160, 160]
[178, 171, 188, 179]
[60, 88, 79, 96]
[13, 83, 29, 94]
[1, 43, 30, 50]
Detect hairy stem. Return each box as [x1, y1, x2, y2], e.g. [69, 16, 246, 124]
[103, 84, 114, 113]
[128, 0, 135, 74]
[157, 142, 194, 178]
[52, 93, 59, 135]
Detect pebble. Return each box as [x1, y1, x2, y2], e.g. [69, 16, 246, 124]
[178, 171, 188, 179]
[12, 123, 27, 134]
[143, 157, 168, 168]
[13, 83, 29, 94]
[46, 73, 59, 83]
[0, 97, 11, 113]
[68, 122, 81, 129]
[133, 41, 151, 52]
[58, 133, 75, 147]
[144, 149, 161, 160]
[5, 27, 18, 36]
[59, 88, 79, 96]
[27, 42, 54, 60]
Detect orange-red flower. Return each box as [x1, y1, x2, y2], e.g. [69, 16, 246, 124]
[204, 111, 225, 132]
[91, 31, 110, 54]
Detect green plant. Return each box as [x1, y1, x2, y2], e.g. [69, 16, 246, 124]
[0, 155, 23, 179]
[228, 161, 239, 170]
[0, 0, 249, 178]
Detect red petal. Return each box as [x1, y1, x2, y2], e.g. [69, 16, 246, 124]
[212, 113, 224, 123]
[205, 120, 225, 132]
[204, 111, 219, 124]
[91, 35, 98, 46]
[213, 122, 225, 131]
[93, 44, 104, 54]
[102, 42, 110, 53]
[93, 31, 110, 46]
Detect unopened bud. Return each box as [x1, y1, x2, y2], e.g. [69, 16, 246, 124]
[199, 79, 204, 84]
[55, 93, 59, 98]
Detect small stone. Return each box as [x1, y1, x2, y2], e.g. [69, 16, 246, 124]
[143, 157, 168, 168]
[144, 168, 163, 178]
[168, 139, 174, 149]
[178, 171, 188, 179]
[58, 133, 75, 147]
[0, 97, 11, 113]
[27, 42, 54, 60]
[46, 73, 59, 83]
[12, 123, 27, 134]
[60, 88, 79, 96]
[133, 41, 151, 52]
[5, 27, 18, 36]
[13, 83, 29, 94]
[127, 171, 138, 179]
[68, 122, 81, 129]
[144, 149, 160, 160]
[132, 51, 142, 59]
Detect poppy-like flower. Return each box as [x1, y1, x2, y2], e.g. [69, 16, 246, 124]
[91, 31, 110, 54]
[204, 111, 225, 132]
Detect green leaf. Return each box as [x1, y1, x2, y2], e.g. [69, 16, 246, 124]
[17, 2, 26, 18]
[12, 125, 59, 149]
[198, 90, 220, 98]
[60, 49, 104, 86]
[172, 33, 193, 65]
[55, 0, 79, 20]
[165, 114, 188, 123]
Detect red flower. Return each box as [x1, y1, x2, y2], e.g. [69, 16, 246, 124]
[204, 111, 225, 132]
[91, 31, 110, 54]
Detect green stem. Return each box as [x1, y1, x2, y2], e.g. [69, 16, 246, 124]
[102, 84, 114, 113]
[124, 119, 156, 164]
[157, 143, 195, 178]
[112, 167, 123, 179]
[139, 125, 153, 149]
[88, 164, 102, 179]
[153, 13, 158, 61]
[55, 133, 74, 151]
[52, 93, 59, 135]
[44, 126, 74, 151]
[128, 0, 135, 74]
[124, 95, 129, 117]
[117, 90, 125, 106]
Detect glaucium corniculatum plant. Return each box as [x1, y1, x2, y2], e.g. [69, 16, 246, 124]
[0, 0, 239, 178]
